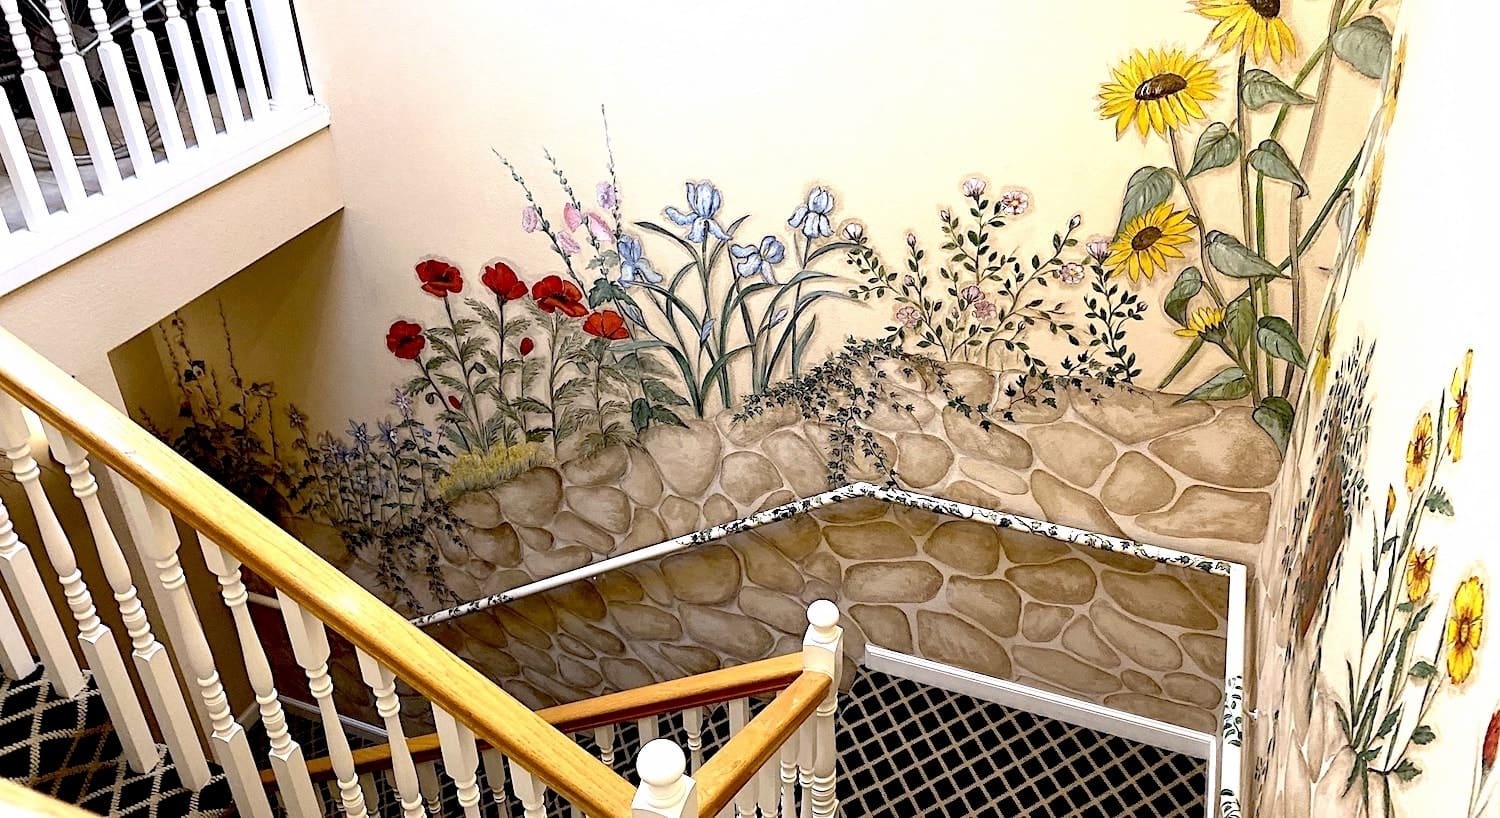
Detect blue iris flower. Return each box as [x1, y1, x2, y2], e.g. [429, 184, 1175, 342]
[698, 319, 715, 344]
[730, 236, 786, 285]
[788, 187, 835, 239]
[664, 181, 731, 243]
[617, 235, 662, 287]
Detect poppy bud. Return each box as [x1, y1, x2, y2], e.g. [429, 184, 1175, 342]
[519, 337, 535, 356]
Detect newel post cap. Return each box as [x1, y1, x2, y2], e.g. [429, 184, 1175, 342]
[633, 739, 697, 817]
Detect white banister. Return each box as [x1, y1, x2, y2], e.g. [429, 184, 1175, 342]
[682, 707, 704, 772]
[42, 0, 123, 192]
[0, 0, 85, 209]
[727, 699, 753, 818]
[246, 0, 310, 110]
[0, 396, 155, 772]
[595, 723, 617, 768]
[0, 583, 35, 679]
[122, 0, 188, 161]
[136, 497, 274, 817]
[44, 426, 210, 787]
[415, 761, 442, 817]
[507, 756, 547, 818]
[431, 706, 483, 818]
[356, 648, 425, 818]
[194, 0, 245, 133]
[796, 721, 813, 818]
[199, 535, 319, 816]
[161, 0, 217, 145]
[278, 592, 369, 818]
[778, 731, 798, 818]
[802, 601, 843, 818]
[480, 748, 510, 813]
[0, 87, 49, 229]
[633, 739, 697, 818]
[223, 0, 270, 119]
[85, 0, 155, 178]
[0, 482, 81, 695]
[638, 715, 659, 745]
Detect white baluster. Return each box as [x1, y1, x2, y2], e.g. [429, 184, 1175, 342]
[193, 0, 244, 132]
[42, 0, 122, 191]
[85, 0, 155, 176]
[414, 761, 442, 817]
[161, 0, 217, 145]
[802, 602, 843, 818]
[508, 757, 548, 818]
[357, 649, 424, 818]
[683, 708, 704, 773]
[0, 398, 154, 772]
[431, 706, 483, 818]
[634, 739, 698, 818]
[778, 733, 797, 818]
[246, 0, 310, 110]
[595, 723, 617, 768]
[755, 739, 777, 818]
[0, 486, 80, 694]
[480, 748, 509, 812]
[121, 0, 187, 160]
[0, 0, 85, 209]
[198, 536, 318, 816]
[132, 497, 273, 816]
[278, 592, 369, 818]
[222, 0, 269, 119]
[358, 773, 380, 815]
[0, 86, 49, 229]
[728, 699, 753, 818]
[0, 582, 36, 679]
[44, 427, 209, 786]
[796, 720, 813, 818]
[639, 714, 659, 745]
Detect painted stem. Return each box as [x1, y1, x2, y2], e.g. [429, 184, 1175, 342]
[1168, 128, 1228, 308]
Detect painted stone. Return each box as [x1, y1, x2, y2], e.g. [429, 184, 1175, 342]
[506, 638, 558, 675]
[1182, 567, 1231, 612]
[925, 520, 1002, 574]
[811, 496, 890, 524]
[1091, 601, 1183, 671]
[721, 451, 783, 505]
[1070, 386, 1214, 444]
[524, 545, 593, 577]
[464, 558, 495, 582]
[642, 420, 721, 496]
[1100, 452, 1177, 515]
[1012, 647, 1122, 695]
[1136, 485, 1271, 543]
[801, 579, 841, 606]
[1181, 633, 1228, 676]
[621, 508, 668, 552]
[1083, 547, 1159, 574]
[558, 612, 627, 656]
[703, 493, 739, 527]
[1030, 471, 1127, 537]
[543, 582, 607, 622]
[426, 622, 468, 654]
[1029, 422, 1117, 487]
[890, 504, 942, 536]
[660, 545, 741, 605]
[451, 490, 503, 529]
[866, 385, 937, 431]
[682, 605, 776, 661]
[1060, 619, 1121, 668]
[557, 633, 596, 660]
[1005, 558, 1098, 605]
[508, 595, 558, 635]
[495, 468, 563, 527]
[803, 553, 843, 589]
[523, 666, 589, 706]
[660, 495, 700, 535]
[941, 363, 998, 407]
[1020, 602, 1073, 642]
[514, 525, 554, 552]
[1163, 672, 1222, 708]
[1102, 693, 1216, 734]
[1148, 407, 1282, 488]
[621, 447, 664, 505]
[558, 655, 604, 689]
[725, 403, 801, 446]
[763, 428, 830, 497]
[824, 521, 917, 560]
[940, 407, 1033, 469]
[466, 524, 522, 567]
[630, 565, 675, 606]
[895, 433, 955, 488]
[940, 481, 1005, 512]
[443, 569, 482, 600]
[466, 641, 522, 678]
[739, 587, 809, 635]
[552, 511, 614, 554]
[957, 460, 1029, 495]
[759, 489, 796, 511]
[455, 611, 508, 649]
[1121, 669, 1163, 695]
[844, 562, 944, 603]
[1003, 387, 1069, 423]
[567, 486, 632, 534]
[602, 658, 657, 691]
[916, 610, 1012, 679]
[946, 576, 1021, 638]
[999, 529, 1073, 564]
[1100, 571, 1220, 631]
[660, 644, 720, 676]
[762, 512, 823, 560]
[610, 602, 684, 641]
[560, 445, 629, 486]
[846, 430, 897, 483]
[504, 681, 555, 711]
[736, 533, 806, 595]
[849, 604, 914, 653]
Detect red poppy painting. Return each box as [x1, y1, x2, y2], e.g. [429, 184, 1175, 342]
[385, 321, 426, 360]
[519, 337, 535, 356]
[415, 259, 463, 297]
[583, 310, 629, 340]
[482, 261, 527, 301]
[532, 275, 588, 318]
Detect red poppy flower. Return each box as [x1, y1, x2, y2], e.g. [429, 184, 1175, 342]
[482, 261, 527, 301]
[519, 337, 535, 356]
[448, 395, 462, 410]
[385, 321, 426, 360]
[415, 259, 463, 297]
[1485, 709, 1500, 771]
[531, 275, 588, 318]
[583, 310, 629, 340]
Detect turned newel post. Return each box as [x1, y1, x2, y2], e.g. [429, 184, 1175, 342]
[633, 739, 697, 818]
[803, 600, 843, 818]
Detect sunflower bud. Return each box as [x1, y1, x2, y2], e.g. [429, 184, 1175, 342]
[1385, 486, 1397, 526]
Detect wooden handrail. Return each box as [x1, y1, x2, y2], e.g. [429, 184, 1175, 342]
[0, 778, 99, 817]
[0, 328, 636, 817]
[694, 671, 831, 817]
[275, 652, 806, 784]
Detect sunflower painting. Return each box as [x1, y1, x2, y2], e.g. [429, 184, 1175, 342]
[1106, 203, 1196, 281]
[1098, 48, 1219, 138]
[1197, 0, 1297, 63]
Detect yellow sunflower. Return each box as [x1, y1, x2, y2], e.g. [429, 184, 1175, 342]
[1175, 306, 1226, 339]
[1405, 411, 1434, 493]
[1106, 203, 1196, 281]
[1447, 576, 1485, 685]
[1353, 147, 1386, 263]
[1385, 485, 1397, 527]
[1197, 0, 1297, 63]
[1381, 35, 1408, 133]
[1311, 309, 1337, 394]
[1099, 48, 1220, 139]
[1449, 349, 1473, 462]
[1406, 547, 1435, 603]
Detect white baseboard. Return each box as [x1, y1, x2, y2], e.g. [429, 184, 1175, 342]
[862, 645, 1215, 760]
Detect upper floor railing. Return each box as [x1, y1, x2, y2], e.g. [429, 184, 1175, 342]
[0, 0, 326, 294]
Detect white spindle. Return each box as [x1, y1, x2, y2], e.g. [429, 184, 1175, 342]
[136, 497, 274, 817]
[121, 0, 187, 160]
[683, 708, 704, 773]
[415, 761, 442, 817]
[480, 748, 509, 812]
[755, 739, 778, 817]
[222, 0, 269, 119]
[778, 733, 798, 818]
[85, 0, 156, 177]
[728, 699, 753, 818]
[199, 536, 319, 816]
[633, 739, 698, 818]
[796, 721, 813, 818]
[802, 601, 843, 818]
[357, 649, 425, 818]
[0, 86, 49, 229]
[0, 486, 80, 695]
[0, 0, 86, 209]
[0, 398, 154, 772]
[193, 0, 245, 132]
[431, 706, 483, 818]
[278, 592, 369, 818]
[161, 0, 217, 145]
[358, 773, 380, 814]
[595, 724, 617, 768]
[44, 427, 209, 786]
[43, 0, 122, 191]
[508, 757, 548, 818]
[639, 714, 659, 745]
[246, 0, 310, 110]
[0, 582, 37, 679]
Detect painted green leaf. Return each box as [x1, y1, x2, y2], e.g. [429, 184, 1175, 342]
[1409, 660, 1437, 679]
[1252, 397, 1294, 453]
[1424, 487, 1454, 515]
[1410, 725, 1435, 745]
[1249, 140, 1309, 197]
[1225, 296, 1255, 352]
[1333, 16, 1393, 79]
[587, 278, 627, 309]
[1391, 759, 1421, 782]
[1256, 316, 1308, 366]
[1164, 267, 1203, 326]
[1178, 367, 1251, 403]
[1157, 337, 1204, 390]
[1240, 68, 1314, 109]
[1206, 231, 1288, 279]
[1187, 124, 1239, 178]
[1117, 167, 1176, 232]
